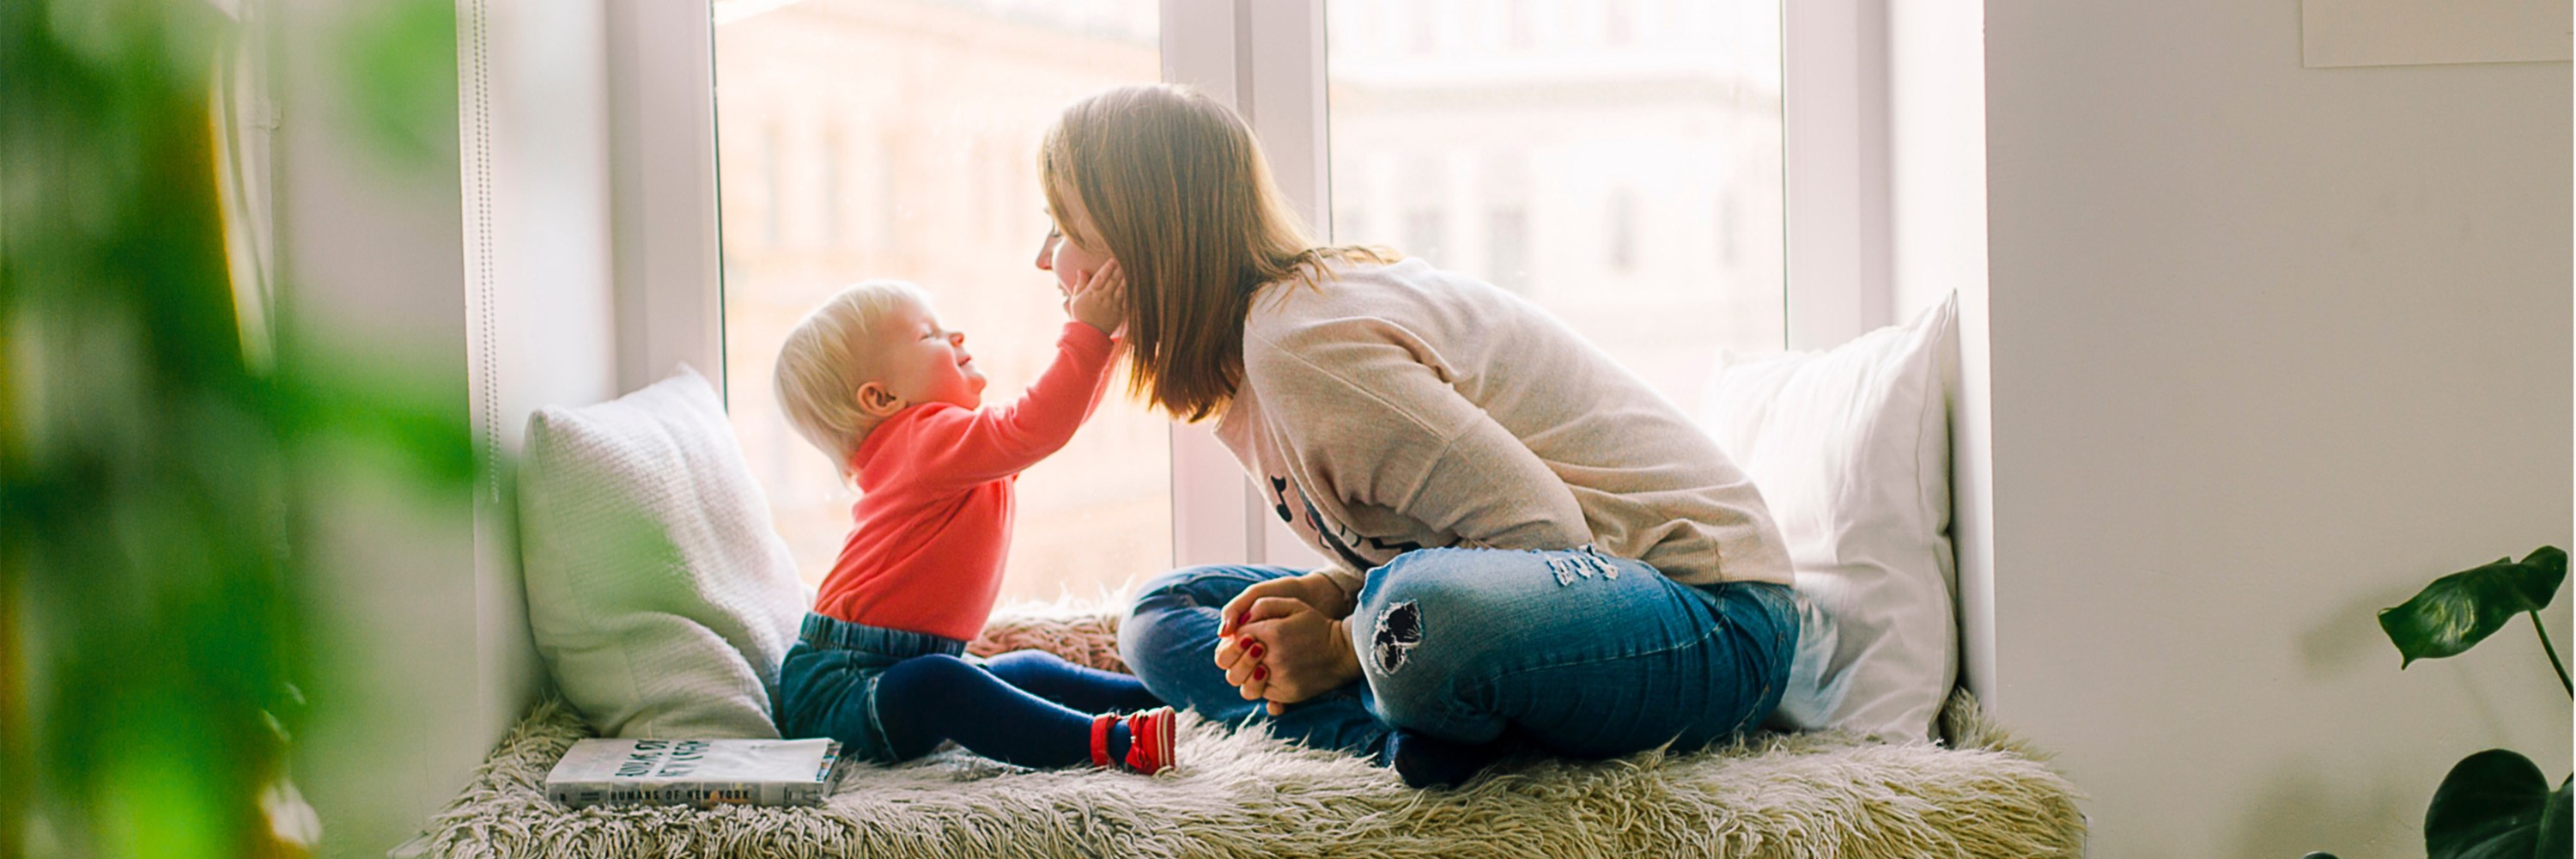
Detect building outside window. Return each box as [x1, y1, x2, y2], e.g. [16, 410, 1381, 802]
[1327, 0, 1785, 413]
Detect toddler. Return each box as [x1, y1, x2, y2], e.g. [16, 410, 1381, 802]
[769, 268, 1175, 773]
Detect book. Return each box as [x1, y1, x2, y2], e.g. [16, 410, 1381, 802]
[543, 738, 841, 808]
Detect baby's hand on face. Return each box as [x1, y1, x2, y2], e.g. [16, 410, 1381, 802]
[1066, 259, 1127, 336]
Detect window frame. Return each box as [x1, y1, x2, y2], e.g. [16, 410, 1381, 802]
[605, 0, 725, 396]
[1162, 0, 1333, 570]
[608, 0, 1885, 571]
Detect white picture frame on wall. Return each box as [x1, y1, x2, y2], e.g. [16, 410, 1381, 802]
[2302, 0, 2573, 68]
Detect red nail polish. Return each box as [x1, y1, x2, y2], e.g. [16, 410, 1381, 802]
[1248, 643, 1264, 659]
[1236, 611, 1251, 628]
[1253, 666, 1267, 681]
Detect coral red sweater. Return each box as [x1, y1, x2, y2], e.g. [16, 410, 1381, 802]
[813, 322, 1115, 641]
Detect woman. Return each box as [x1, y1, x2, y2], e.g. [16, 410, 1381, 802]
[1033, 83, 1801, 788]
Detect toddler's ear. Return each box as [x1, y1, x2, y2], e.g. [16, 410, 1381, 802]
[854, 381, 906, 419]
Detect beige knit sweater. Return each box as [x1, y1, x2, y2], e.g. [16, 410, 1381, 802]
[1211, 258, 1794, 593]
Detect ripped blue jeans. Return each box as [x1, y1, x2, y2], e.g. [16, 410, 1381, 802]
[1118, 546, 1799, 761]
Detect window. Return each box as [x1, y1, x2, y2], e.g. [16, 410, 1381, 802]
[819, 126, 845, 248]
[612, 0, 1834, 580]
[1402, 208, 1447, 269]
[1719, 192, 1740, 266]
[1485, 207, 1528, 293]
[1408, 0, 1437, 55]
[1607, 188, 1637, 274]
[711, 0, 1170, 600]
[1326, 0, 1786, 415]
[760, 124, 783, 247]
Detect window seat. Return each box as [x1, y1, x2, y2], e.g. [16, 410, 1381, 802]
[418, 605, 2081, 858]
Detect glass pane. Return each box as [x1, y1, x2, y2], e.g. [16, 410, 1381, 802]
[1325, 0, 1787, 413]
[714, 0, 1169, 601]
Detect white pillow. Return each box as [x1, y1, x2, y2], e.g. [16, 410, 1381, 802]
[519, 366, 810, 739]
[1699, 295, 1957, 741]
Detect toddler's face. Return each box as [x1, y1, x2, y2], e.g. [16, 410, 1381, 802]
[872, 294, 985, 411]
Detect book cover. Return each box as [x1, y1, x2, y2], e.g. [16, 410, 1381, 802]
[543, 738, 841, 808]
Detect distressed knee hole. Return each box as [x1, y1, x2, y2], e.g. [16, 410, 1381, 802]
[1373, 601, 1422, 673]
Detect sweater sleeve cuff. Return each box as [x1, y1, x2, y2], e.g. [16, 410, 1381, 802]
[1060, 320, 1115, 355]
[1318, 566, 1366, 602]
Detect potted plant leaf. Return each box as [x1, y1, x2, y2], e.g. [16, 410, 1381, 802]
[2376, 546, 2573, 859]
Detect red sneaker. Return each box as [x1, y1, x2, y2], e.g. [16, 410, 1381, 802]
[1121, 706, 1177, 775]
[1089, 713, 1117, 769]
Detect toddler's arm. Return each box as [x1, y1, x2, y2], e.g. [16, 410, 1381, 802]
[900, 269, 1124, 487]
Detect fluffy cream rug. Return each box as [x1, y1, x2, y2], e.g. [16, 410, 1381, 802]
[424, 606, 2083, 858]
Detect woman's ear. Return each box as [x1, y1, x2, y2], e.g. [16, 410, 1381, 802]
[854, 381, 906, 419]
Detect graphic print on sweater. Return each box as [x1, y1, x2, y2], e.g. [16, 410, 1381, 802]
[1263, 472, 1450, 574]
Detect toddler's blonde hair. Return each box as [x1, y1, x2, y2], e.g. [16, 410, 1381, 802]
[774, 280, 929, 473]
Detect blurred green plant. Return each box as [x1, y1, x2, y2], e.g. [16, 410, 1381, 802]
[2377, 547, 2572, 859]
[340, 0, 459, 167]
[3, 0, 475, 856]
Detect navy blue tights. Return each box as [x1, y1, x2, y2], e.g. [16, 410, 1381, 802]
[872, 650, 1164, 768]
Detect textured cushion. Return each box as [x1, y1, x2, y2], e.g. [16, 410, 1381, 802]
[518, 366, 809, 739]
[1699, 295, 1958, 740]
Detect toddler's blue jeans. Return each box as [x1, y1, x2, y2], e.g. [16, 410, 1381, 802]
[1118, 546, 1798, 761]
[777, 613, 1161, 767]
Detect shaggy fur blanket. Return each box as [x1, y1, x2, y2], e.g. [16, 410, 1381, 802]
[424, 605, 2084, 858]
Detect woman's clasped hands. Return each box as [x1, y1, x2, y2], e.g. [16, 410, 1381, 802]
[1212, 570, 1366, 716]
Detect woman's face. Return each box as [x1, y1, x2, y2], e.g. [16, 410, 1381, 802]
[1035, 192, 1112, 296]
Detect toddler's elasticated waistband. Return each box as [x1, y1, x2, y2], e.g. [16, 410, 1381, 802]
[798, 612, 967, 659]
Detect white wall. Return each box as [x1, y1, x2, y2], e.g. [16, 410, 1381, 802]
[1975, 1, 2572, 856]
[270, 2, 498, 855]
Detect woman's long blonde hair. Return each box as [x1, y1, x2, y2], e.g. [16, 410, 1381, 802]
[1040, 84, 1388, 422]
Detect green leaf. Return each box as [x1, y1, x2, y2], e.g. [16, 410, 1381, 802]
[2537, 777, 2570, 859]
[2381, 547, 2569, 667]
[2426, 750, 2555, 859]
[2517, 548, 2570, 607]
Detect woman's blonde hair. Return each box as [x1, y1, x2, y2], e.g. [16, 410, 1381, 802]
[773, 280, 928, 473]
[1040, 84, 1388, 422]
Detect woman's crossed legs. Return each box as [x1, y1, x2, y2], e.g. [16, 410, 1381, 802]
[1119, 547, 1798, 785]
